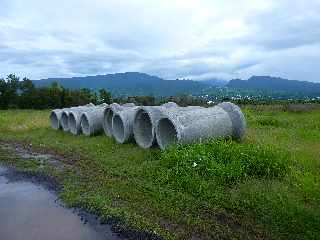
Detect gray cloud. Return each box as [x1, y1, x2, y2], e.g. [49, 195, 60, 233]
[0, 0, 319, 82]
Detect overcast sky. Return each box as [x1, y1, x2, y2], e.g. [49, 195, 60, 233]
[0, 0, 319, 81]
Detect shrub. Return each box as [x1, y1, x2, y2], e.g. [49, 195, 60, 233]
[156, 139, 290, 197]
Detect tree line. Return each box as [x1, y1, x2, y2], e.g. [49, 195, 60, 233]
[0, 74, 211, 110]
[0, 74, 112, 109]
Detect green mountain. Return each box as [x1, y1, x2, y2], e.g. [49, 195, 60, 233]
[227, 76, 320, 95]
[33, 72, 207, 97]
[32, 73, 320, 99]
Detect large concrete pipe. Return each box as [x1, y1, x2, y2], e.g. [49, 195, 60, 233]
[69, 104, 107, 135]
[112, 107, 139, 144]
[80, 104, 108, 136]
[102, 103, 135, 137]
[155, 102, 246, 150]
[133, 102, 179, 148]
[60, 103, 95, 132]
[50, 109, 63, 130]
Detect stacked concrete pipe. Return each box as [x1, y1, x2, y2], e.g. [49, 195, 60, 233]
[102, 103, 136, 137]
[155, 102, 246, 150]
[112, 106, 140, 144]
[60, 103, 95, 132]
[69, 104, 107, 135]
[132, 102, 179, 148]
[50, 109, 64, 130]
[80, 104, 108, 136]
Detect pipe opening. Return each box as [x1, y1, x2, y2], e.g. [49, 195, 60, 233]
[134, 110, 153, 148]
[103, 109, 114, 137]
[61, 112, 69, 131]
[68, 113, 77, 135]
[156, 118, 178, 150]
[112, 114, 125, 143]
[81, 114, 90, 136]
[50, 112, 59, 130]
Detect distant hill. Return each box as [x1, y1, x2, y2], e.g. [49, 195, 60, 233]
[200, 79, 228, 86]
[33, 72, 208, 97]
[33, 73, 320, 98]
[227, 76, 320, 94]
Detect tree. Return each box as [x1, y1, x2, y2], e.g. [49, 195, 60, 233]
[3, 74, 20, 108]
[98, 89, 112, 104]
[0, 78, 8, 109]
[48, 82, 63, 108]
[18, 77, 37, 109]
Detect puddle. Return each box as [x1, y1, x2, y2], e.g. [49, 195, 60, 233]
[0, 166, 123, 240]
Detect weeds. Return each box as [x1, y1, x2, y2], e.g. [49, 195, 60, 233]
[1, 108, 320, 239]
[156, 139, 290, 198]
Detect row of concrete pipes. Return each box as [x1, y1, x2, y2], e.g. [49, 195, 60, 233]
[50, 102, 246, 150]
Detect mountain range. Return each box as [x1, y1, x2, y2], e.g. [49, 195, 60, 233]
[228, 76, 320, 94]
[33, 72, 207, 97]
[33, 72, 320, 97]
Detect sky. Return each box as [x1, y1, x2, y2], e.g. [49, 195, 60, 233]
[0, 0, 319, 82]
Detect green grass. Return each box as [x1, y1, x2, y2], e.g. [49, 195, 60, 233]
[0, 106, 320, 239]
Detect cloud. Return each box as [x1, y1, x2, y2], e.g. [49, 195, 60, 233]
[0, 0, 319, 82]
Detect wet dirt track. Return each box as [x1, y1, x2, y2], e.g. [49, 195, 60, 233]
[0, 165, 123, 240]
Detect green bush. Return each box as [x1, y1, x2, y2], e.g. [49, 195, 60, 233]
[156, 139, 290, 197]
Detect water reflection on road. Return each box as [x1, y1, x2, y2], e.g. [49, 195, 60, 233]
[0, 166, 122, 240]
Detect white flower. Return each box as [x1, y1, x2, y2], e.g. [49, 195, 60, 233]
[193, 162, 197, 167]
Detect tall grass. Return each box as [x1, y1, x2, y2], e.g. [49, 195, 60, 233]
[156, 139, 290, 199]
[1, 107, 320, 239]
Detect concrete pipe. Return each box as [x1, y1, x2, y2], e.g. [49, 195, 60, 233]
[80, 104, 108, 136]
[50, 109, 63, 130]
[69, 104, 107, 135]
[102, 103, 136, 137]
[112, 107, 139, 144]
[60, 103, 95, 132]
[155, 102, 246, 150]
[133, 102, 179, 148]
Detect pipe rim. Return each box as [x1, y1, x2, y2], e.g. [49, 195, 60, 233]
[61, 112, 69, 131]
[217, 102, 246, 140]
[133, 108, 154, 148]
[81, 113, 91, 136]
[156, 117, 179, 150]
[103, 108, 114, 137]
[112, 114, 125, 143]
[68, 112, 78, 135]
[50, 111, 59, 130]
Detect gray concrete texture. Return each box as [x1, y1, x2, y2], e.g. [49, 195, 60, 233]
[132, 102, 179, 148]
[60, 104, 95, 132]
[112, 107, 140, 144]
[102, 103, 136, 137]
[50, 103, 94, 131]
[69, 104, 107, 135]
[50, 102, 246, 150]
[80, 104, 108, 136]
[155, 102, 246, 150]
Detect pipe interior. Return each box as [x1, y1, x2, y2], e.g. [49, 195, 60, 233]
[68, 113, 77, 134]
[104, 109, 114, 136]
[157, 118, 178, 149]
[112, 115, 125, 143]
[61, 112, 69, 130]
[81, 115, 90, 135]
[134, 110, 153, 148]
[50, 112, 59, 129]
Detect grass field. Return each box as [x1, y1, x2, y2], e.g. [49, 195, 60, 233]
[0, 105, 319, 239]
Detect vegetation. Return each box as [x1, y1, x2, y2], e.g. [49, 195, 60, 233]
[0, 74, 207, 109]
[0, 74, 113, 109]
[33, 72, 207, 97]
[0, 104, 319, 239]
